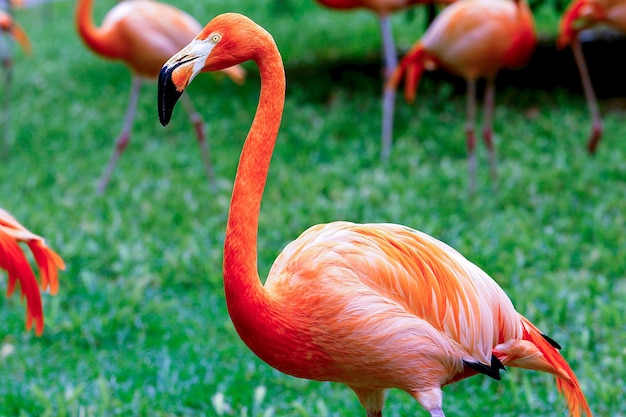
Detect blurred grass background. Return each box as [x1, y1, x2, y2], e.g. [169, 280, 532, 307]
[0, 0, 624, 416]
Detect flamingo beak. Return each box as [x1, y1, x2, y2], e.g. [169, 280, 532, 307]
[158, 40, 210, 126]
[158, 61, 186, 127]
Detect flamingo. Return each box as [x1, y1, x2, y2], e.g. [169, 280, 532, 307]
[314, 0, 454, 161]
[75, 0, 246, 194]
[1, 8, 31, 159]
[4, 0, 61, 7]
[1, 208, 64, 335]
[158, 13, 592, 417]
[387, 0, 536, 194]
[558, 0, 626, 154]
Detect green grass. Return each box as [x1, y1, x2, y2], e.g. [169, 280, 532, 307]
[1, 0, 625, 416]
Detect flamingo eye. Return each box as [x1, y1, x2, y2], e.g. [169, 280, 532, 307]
[209, 34, 222, 44]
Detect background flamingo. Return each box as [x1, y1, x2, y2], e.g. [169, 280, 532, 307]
[0, 208, 64, 335]
[0, 8, 31, 159]
[76, 0, 246, 194]
[314, 0, 454, 161]
[3, 0, 61, 7]
[558, 0, 626, 154]
[158, 13, 591, 417]
[387, 0, 536, 194]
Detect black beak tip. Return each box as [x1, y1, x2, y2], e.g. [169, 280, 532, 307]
[158, 66, 184, 127]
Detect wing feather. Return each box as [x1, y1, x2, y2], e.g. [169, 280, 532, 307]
[267, 221, 522, 365]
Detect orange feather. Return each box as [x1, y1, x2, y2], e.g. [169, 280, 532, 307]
[158, 13, 592, 417]
[0, 208, 64, 335]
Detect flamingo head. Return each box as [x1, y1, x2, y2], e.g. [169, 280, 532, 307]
[158, 13, 270, 126]
[557, 0, 607, 49]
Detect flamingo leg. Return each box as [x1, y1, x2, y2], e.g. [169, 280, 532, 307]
[179, 93, 217, 192]
[571, 37, 603, 154]
[482, 77, 497, 187]
[378, 14, 397, 162]
[97, 75, 142, 194]
[465, 78, 477, 196]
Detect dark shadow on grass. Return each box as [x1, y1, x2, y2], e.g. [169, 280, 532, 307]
[285, 34, 626, 103]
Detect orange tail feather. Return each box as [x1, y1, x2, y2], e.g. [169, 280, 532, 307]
[27, 240, 64, 295]
[495, 317, 593, 417]
[0, 210, 64, 335]
[0, 229, 45, 335]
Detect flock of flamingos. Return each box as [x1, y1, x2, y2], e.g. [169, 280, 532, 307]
[2, 0, 623, 415]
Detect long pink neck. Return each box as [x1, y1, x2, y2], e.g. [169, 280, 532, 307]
[75, 0, 123, 58]
[222, 44, 285, 351]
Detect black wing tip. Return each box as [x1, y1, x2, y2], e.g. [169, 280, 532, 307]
[463, 355, 506, 381]
[157, 65, 184, 127]
[541, 333, 562, 350]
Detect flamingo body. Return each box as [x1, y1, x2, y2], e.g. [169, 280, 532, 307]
[76, 0, 245, 193]
[1, 208, 64, 335]
[158, 13, 591, 417]
[388, 0, 536, 193]
[254, 221, 520, 378]
[416, 1, 535, 78]
[558, 0, 626, 153]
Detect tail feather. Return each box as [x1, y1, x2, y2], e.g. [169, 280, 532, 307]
[0, 209, 64, 335]
[494, 316, 593, 417]
[27, 240, 64, 295]
[386, 43, 426, 104]
[0, 228, 45, 335]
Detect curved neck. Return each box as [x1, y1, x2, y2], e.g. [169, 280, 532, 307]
[75, 0, 123, 58]
[223, 43, 285, 343]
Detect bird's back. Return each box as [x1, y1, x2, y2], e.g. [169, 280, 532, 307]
[421, 0, 535, 79]
[99, 1, 202, 77]
[596, 0, 626, 29]
[265, 221, 523, 378]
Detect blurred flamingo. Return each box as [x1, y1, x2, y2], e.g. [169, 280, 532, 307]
[0, 9, 31, 56]
[387, 0, 536, 194]
[1, 8, 31, 158]
[5, 0, 61, 7]
[76, 0, 246, 194]
[314, 0, 454, 161]
[558, 0, 626, 154]
[1, 208, 64, 335]
[158, 13, 592, 417]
